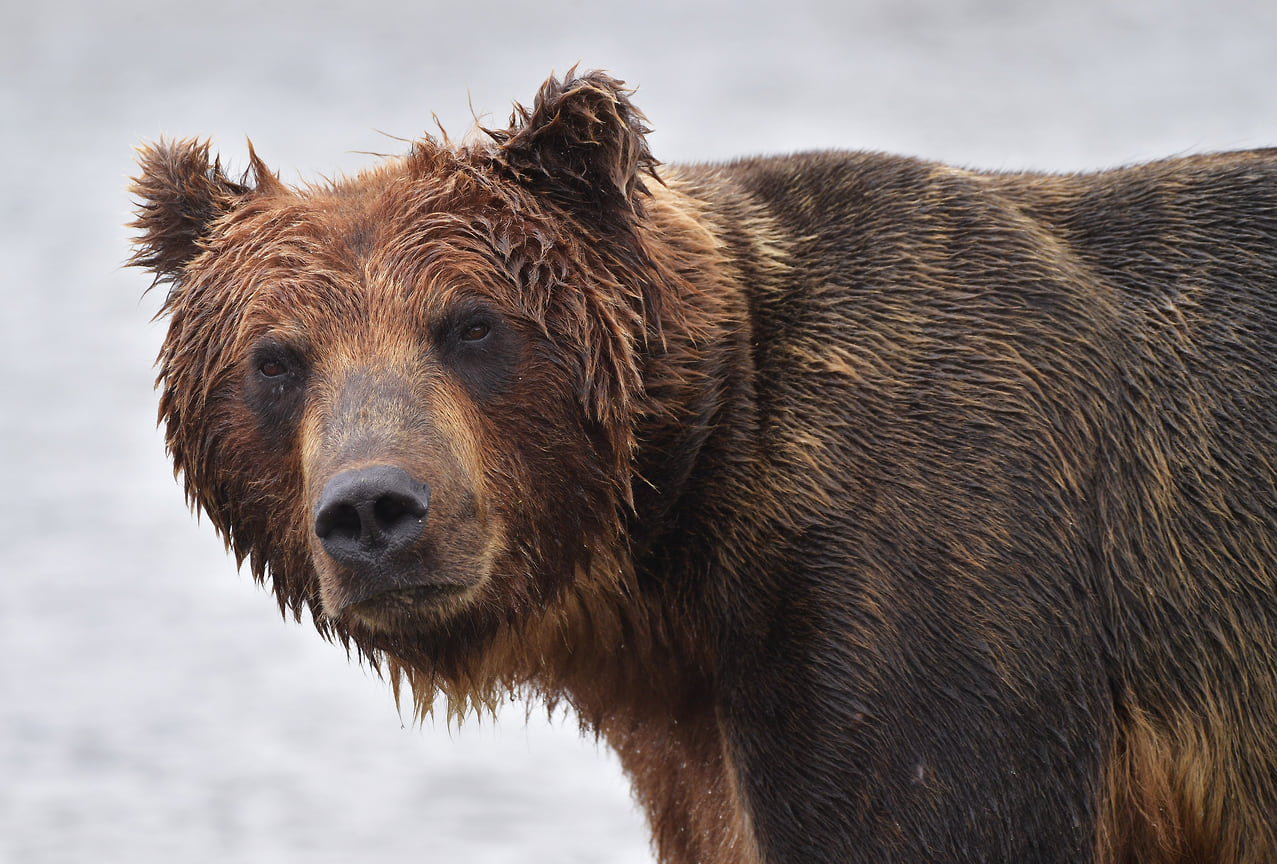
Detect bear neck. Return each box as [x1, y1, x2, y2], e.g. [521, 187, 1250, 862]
[546, 174, 774, 864]
[627, 174, 766, 557]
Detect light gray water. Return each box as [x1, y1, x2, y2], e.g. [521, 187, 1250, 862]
[3, 1, 1276, 861]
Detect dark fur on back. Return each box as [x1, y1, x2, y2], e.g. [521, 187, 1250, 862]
[130, 71, 1277, 864]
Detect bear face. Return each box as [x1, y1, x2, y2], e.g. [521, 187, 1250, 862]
[130, 74, 674, 691]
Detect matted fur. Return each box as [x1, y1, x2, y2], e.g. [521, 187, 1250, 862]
[130, 70, 1277, 864]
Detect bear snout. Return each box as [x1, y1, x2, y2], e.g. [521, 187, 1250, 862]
[314, 465, 431, 568]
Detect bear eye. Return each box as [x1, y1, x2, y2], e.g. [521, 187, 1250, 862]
[249, 339, 306, 386]
[245, 340, 307, 443]
[459, 321, 491, 342]
[435, 307, 517, 398]
[259, 358, 289, 378]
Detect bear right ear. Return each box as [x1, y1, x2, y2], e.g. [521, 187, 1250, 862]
[128, 138, 278, 285]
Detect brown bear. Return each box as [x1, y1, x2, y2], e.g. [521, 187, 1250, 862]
[130, 70, 1277, 864]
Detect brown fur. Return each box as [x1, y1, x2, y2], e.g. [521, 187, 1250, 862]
[130, 71, 1277, 863]
[1098, 704, 1273, 864]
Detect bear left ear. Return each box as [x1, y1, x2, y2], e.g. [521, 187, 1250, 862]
[129, 138, 282, 287]
[491, 69, 659, 224]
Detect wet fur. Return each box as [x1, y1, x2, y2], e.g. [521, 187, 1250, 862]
[131, 71, 1277, 863]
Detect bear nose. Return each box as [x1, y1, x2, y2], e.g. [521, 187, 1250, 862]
[314, 466, 431, 567]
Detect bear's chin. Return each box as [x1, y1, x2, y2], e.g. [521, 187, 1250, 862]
[337, 583, 476, 632]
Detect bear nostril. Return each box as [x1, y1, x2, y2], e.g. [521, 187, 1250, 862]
[373, 493, 422, 531]
[314, 501, 363, 543]
[314, 466, 431, 566]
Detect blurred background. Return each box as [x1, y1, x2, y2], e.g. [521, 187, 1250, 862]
[3, 1, 1276, 861]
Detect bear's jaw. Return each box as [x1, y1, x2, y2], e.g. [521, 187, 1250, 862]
[337, 582, 477, 631]
[309, 505, 505, 631]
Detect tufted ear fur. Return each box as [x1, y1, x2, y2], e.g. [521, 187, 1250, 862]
[489, 68, 659, 226]
[129, 138, 282, 287]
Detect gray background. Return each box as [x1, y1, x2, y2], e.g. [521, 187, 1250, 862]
[3, 1, 1276, 861]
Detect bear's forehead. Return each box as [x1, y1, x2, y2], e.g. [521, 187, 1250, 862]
[245, 155, 546, 259]
[198, 161, 561, 337]
[216, 165, 521, 275]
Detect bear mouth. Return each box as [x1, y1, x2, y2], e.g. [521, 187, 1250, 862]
[340, 583, 471, 630]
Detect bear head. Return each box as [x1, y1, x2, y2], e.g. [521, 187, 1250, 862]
[129, 71, 678, 707]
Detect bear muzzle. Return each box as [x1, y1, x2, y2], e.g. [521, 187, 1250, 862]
[311, 463, 477, 623]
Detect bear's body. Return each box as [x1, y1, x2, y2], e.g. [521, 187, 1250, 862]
[131, 72, 1277, 863]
